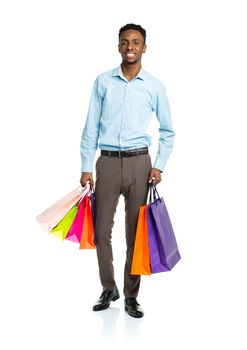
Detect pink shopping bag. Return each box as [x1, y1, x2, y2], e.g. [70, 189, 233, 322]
[79, 195, 95, 249]
[65, 194, 87, 243]
[36, 186, 88, 232]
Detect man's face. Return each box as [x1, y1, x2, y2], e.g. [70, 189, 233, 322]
[118, 29, 146, 65]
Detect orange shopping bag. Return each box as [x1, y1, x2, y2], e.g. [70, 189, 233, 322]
[131, 204, 151, 275]
[79, 195, 95, 249]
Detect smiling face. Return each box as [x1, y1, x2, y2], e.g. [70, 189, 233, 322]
[118, 29, 147, 65]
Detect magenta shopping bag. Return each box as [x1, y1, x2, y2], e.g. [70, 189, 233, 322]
[90, 192, 96, 244]
[147, 184, 181, 272]
[65, 195, 87, 243]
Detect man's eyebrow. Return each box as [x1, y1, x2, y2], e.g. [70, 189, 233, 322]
[120, 38, 140, 42]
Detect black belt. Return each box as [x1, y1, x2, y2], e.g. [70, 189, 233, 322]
[101, 147, 148, 158]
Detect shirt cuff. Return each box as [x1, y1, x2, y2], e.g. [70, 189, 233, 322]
[153, 157, 166, 173]
[81, 158, 94, 173]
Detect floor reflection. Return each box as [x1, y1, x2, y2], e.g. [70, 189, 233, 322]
[93, 304, 144, 344]
[124, 311, 143, 344]
[93, 306, 120, 342]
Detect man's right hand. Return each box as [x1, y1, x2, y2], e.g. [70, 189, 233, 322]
[80, 172, 94, 190]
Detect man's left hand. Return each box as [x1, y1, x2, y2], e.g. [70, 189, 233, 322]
[148, 168, 162, 185]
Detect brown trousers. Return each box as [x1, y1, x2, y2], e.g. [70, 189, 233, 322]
[94, 153, 152, 298]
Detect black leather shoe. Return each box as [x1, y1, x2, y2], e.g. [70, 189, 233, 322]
[93, 287, 120, 311]
[124, 297, 144, 318]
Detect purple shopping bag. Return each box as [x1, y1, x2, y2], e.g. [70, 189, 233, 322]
[147, 184, 181, 272]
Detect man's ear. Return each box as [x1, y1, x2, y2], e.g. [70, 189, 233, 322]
[118, 44, 121, 53]
[143, 44, 147, 53]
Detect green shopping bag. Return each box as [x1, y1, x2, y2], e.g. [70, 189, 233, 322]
[51, 203, 78, 240]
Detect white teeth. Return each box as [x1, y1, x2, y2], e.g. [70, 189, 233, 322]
[127, 53, 135, 57]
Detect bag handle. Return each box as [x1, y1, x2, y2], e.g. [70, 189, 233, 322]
[76, 185, 91, 206]
[148, 183, 161, 204]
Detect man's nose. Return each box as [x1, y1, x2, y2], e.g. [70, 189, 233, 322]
[127, 42, 133, 50]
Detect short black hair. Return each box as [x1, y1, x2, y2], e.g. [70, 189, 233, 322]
[119, 23, 146, 44]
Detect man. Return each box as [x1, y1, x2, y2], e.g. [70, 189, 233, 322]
[80, 23, 175, 318]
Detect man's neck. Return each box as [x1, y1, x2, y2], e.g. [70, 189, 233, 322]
[121, 62, 142, 81]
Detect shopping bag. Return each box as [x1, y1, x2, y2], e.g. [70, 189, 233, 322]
[147, 184, 181, 272]
[79, 195, 95, 249]
[90, 192, 95, 222]
[51, 203, 79, 240]
[36, 186, 88, 232]
[90, 192, 96, 244]
[65, 195, 87, 243]
[131, 205, 151, 275]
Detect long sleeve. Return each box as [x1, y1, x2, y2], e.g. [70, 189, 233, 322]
[153, 83, 175, 172]
[80, 78, 102, 172]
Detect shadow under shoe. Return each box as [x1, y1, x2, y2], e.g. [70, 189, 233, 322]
[93, 287, 120, 311]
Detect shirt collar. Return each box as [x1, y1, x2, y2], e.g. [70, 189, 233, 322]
[112, 66, 146, 81]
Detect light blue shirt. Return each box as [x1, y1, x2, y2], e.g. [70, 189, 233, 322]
[80, 66, 175, 172]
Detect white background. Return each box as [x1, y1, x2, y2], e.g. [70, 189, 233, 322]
[1, 0, 247, 349]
